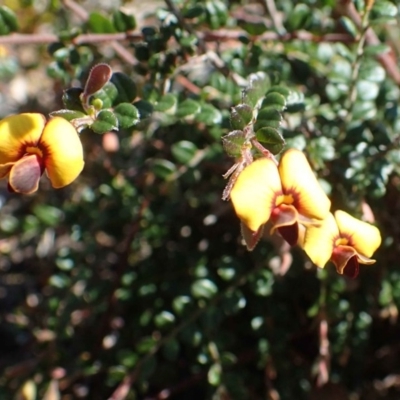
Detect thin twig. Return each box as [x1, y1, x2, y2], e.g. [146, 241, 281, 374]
[0, 32, 143, 45]
[264, 0, 286, 34]
[0, 30, 355, 46]
[62, 0, 89, 20]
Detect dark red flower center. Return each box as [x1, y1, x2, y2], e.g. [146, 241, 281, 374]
[342, 255, 359, 279]
[278, 223, 298, 246]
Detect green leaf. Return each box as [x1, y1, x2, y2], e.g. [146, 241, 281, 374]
[172, 296, 192, 314]
[133, 100, 153, 119]
[352, 100, 376, 121]
[0, 6, 19, 34]
[52, 47, 70, 63]
[33, 205, 63, 227]
[222, 130, 246, 158]
[180, 34, 198, 49]
[243, 72, 270, 108]
[286, 3, 312, 31]
[134, 43, 150, 62]
[205, 0, 228, 29]
[88, 12, 116, 33]
[217, 267, 236, 281]
[183, 5, 205, 19]
[90, 82, 119, 109]
[230, 104, 253, 130]
[136, 336, 157, 353]
[154, 94, 177, 113]
[255, 127, 285, 154]
[267, 85, 291, 99]
[356, 80, 379, 101]
[47, 62, 68, 81]
[110, 72, 137, 104]
[285, 90, 305, 112]
[191, 279, 218, 299]
[58, 27, 81, 42]
[339, 16, 358, 38]
[62, 87, 85, 112]
[112, 9, 136, 32]
[142, 26, 157, 39]
[239, 20, 268, 36]
[69, 48, 80, 65]
[91, 110, 118, 134]
[254, 108, 282, 131]
[308, 137, 335, 165]
[152, 159, 177, 179]
[49, 109, 86, 121]
[195, 104, 222, 125]
[371, 1, 398, 19]
[176, 99, 201, 118]
[154, 311, 175, 327]
[114, 103, 140, 128]
[208, 363, 222, 386]
[359, 62, 386, 82]
[364, 44, 391, 57]
[262, 92, 286, 112]
[171, 141, 198, 164]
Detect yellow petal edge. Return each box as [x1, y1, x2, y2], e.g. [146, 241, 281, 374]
[303, 213, 338, 268]
[0, 113, 46, 163]
[279, 149, 331, 220]
[40, 117, 84, 188]
[334, 210, 381, 258]
[230, 158, 282, 232]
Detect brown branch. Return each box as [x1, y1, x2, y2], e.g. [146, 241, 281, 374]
[0, 32, 143, 45]
[62, 0, 88, 20]
[0, 30, 355, 46]
[264, 0, 286, 34]
[200, 30, 355, 43]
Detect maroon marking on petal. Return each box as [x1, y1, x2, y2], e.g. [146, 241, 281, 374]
[278, 223, 298, 246]
[343, 255, 360, 279]
[8, 154, 44, 194]
[241, 221, 264, 251]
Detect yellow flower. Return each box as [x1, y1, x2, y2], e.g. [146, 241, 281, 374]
[0, 113, 84, 194]
[230, 149, 331, 248]
[303, 210, 381, 278]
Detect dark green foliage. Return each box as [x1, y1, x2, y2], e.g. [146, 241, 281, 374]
[0, 6, 18, 35]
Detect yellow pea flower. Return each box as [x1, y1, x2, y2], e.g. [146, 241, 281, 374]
[303, 210, 381, 278]
[230, 149, 331, 248]
[0, 113, 84, 194]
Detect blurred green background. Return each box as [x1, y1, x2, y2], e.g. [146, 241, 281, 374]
[1, 0, 400, 399]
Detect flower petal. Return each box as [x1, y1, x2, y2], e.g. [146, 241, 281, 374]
[0, 162, 15, 179]
[240, 221, 264, 251]
[331, 244, 358, 275]
[230, 158, 282, 232]
[342, 255, 360, 278]
[334, 210, 381, 258]
[40, 117, 84, 188]
[8, 154, 44, 194]
[0, 113, 46, 163]
[270, 204, 299, 246]
[303, 213, 339, 268]
[279, 149, 330, 220]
